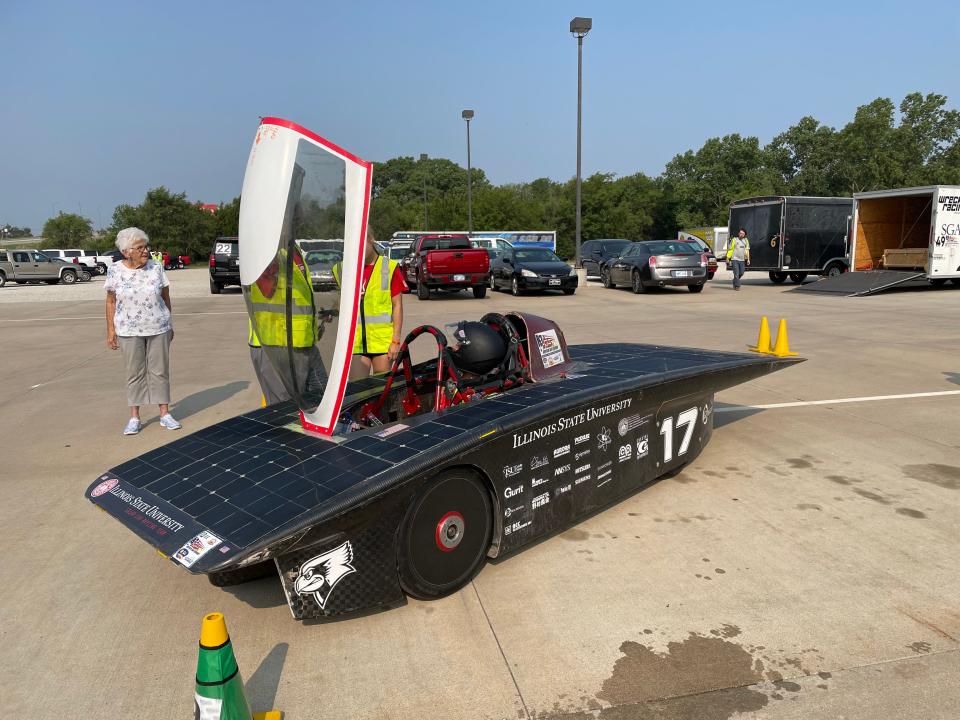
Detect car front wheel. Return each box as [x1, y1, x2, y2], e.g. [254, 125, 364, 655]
[511, 277, 522, 296]
[398, 469, 493, 600]
[602, 268, 615, 289]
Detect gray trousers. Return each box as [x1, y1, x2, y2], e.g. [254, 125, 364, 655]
[118, 331, 172, 407]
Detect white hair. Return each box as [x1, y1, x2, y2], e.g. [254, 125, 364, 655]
[116, 227, 149, 252]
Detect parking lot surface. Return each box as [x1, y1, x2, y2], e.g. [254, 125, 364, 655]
[1, 267, 958, 719]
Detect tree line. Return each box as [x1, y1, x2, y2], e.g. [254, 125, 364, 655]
[35, 92, 959, 260]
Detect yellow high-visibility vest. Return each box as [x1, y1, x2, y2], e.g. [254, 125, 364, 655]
[247, 261, 315, 348]
[333, 255, 397, 355]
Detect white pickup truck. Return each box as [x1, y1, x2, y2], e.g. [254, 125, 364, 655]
[43, 248, 118, 275]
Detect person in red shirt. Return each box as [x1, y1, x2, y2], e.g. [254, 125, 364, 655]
[349, 229, 407, 379]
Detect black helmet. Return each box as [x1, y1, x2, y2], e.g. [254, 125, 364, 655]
[451, 321, 506, 375]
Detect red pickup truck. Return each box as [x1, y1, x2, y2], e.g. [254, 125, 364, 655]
[403, 234, 490, 300]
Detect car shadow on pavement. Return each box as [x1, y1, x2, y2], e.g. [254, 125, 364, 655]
[169, 380, 251, 422]
[713, 402, 765, 429]
[945, 372, 960, 385]
[245, 642, 288, 712]
[222, 575, 288, 609]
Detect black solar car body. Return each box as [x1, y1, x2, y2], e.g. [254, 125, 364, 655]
[86, 119, 801, 620]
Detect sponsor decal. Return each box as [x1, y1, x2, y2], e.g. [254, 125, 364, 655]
[174, 530, 222, 568]
[553, 444, 571, 458]
[503, 484, 524, 499]
[554, 464, 571, 476]
[503, 463, 523, 479]
[618, 443, 633, 462]
[636, 435, 649, 458]
[597, 468, 613, 487]
[531, 476, 550, 487]
[504, 519, 532, 535]
[294, 541, 356, 610]
[219, 546, 231, 553]
[375, 423, 409, 438]
[575, 473, 592, 485]
[617, 413, 651, 437]
[554, 484, 572, 497]
[574, 464, 591, 475]
[106, 485, 185, 533]
[512, 399, 632, 449]
[597, 426, 613, 452]
[530, 455, 549, 470]
[534, 328, 565, 369]
[574, 448, 591, 461]
[90, 477, 118, 498]
[532, 492, 550, 510]
[701, 402, 713, 425]
[503, 504, 525, 518]
[574, 433, 591, 445]
[939, 194, 960, 213]
[597, 460, 613, 471]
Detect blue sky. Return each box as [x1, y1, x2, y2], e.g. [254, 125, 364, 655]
[1, 0, 955, 233]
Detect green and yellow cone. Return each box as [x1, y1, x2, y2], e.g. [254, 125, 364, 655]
[194, 613, 282, 720]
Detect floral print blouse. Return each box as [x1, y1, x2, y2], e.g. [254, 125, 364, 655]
[104, 260, 172, 337]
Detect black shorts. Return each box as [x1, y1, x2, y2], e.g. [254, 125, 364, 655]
[355, 352, 386, 360]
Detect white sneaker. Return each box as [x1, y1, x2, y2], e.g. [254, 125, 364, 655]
[123, 418, 141, 435]
[159, 413, 182, 430]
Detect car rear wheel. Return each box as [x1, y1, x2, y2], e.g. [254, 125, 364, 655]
[563, 288, 575, 295]
[769, 271, 788, 284]
[417, 281, 430, 300]
[631, 270, 645, 294]
[96, 263, 107, 275]
[61, 270, 77, 285]
[707, 271, 715, 280]
[511, 277, 522, 296]
[601, 268, 615, 289]
[209, 278, 222, 295]
[473, 285, 487, 299]
[489, 274, 497, 291]
[0, 272, 5, 288]
[688, 283, 704, 293]
[789, 272, 808, 284]
[398, 469, 493, 600]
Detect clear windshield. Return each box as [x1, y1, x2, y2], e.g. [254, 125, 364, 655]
[239, 119, 371, 434]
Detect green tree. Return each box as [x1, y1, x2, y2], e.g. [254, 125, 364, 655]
[107, 187, 217, 259]
[42, 212, 93, 246]
[214, 197, 241, 237]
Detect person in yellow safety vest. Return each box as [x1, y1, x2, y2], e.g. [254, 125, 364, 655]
[247, 249, 321, 405]
[150, 250, 163, 264]
[726, 228, 751, 291]
[333, 228, 407, 380]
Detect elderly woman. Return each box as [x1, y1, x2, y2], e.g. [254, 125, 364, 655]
[105, 227, 181, 435]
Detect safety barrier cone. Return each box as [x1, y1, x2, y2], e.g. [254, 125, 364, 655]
[770, 319, 798, 357]
[748, 316, 773, 354]
[194, 612, 282, 720]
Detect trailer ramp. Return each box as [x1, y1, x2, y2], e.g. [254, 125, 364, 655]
[791, 270, 928, 297]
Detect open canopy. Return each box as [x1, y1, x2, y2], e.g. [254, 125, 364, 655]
[239, 118, 372, 435]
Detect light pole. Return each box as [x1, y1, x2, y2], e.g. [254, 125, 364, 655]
[461, 109, 474, 236]
[570, 16, 591, 267]
[420, 153, 429, 231]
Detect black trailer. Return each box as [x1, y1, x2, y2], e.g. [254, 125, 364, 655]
[728, 196, 852, 284]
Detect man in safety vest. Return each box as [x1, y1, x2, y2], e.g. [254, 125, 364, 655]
[247, 249, 321, 405]
[334, 228, 407, 380]
[726, 228, 751, 291]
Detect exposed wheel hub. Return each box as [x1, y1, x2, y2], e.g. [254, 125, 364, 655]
[435, 511, 465, 552]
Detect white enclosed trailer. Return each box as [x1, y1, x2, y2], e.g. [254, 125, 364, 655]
[851, 185, 960, 285]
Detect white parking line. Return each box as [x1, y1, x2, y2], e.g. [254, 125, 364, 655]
[716, 390, 960, 413]
[0, 310, 248, 323]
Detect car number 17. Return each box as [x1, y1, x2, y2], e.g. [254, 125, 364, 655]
[659, 407, 698, 463]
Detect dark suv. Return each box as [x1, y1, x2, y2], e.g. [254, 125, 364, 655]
[209, 237, 239, 294]
[580, 239, 633, 278]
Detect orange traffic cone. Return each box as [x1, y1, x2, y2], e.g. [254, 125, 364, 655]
[770, 319, 798, 357]
[749, 316, 772, 354]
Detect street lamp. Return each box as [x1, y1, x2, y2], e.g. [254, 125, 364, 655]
[570, 16, 591, 267]
[420, 153, 429, 231]
[461, 109, 475, 236]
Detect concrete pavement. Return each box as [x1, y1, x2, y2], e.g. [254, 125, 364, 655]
[1, 267, 958, 719]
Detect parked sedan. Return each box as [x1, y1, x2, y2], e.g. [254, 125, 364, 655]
[580, 239, 633, 278]
[490, 247, 578, 296]
[305, 249, 342, 290]
[601, 240, 708, 294]
[681, 237, 718, 279]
